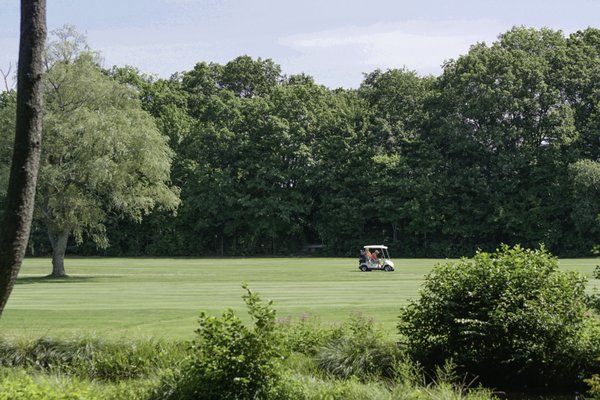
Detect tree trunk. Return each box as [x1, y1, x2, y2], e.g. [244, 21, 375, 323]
[47, 229, 69, 277]
[0, 0, 46, 315]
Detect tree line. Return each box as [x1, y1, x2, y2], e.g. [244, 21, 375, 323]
[1, 26, 600, 265]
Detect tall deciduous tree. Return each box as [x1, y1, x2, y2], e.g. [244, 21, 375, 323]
[422, 27, 578, 254]
[0, 28, 180, 277]
[358, 69, 434, 248]
[0, 0, 46, 313]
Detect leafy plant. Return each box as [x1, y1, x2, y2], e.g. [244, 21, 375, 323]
[594, 265, 600, 279]
[154, 283, 286, 399]
[398, 245, 599, 390]
[586, 367, 600, 399]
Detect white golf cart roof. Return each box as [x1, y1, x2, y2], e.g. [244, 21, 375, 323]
[364, 245, 388, 249]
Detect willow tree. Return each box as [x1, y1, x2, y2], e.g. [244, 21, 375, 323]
[1, 28, 180, 277]
[0, 0, 46, 312]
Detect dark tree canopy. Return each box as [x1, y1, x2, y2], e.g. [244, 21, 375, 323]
[2, 26, 600, 259]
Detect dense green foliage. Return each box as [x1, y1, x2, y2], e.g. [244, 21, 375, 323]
[70, 27, 600, 257]
[153, 284, 284, 399]
[398, 245, 600, 390]
[2, 26, 600, 257]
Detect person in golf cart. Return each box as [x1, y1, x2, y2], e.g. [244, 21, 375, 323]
[370, 249, 381, 266]
[360, 248, 378, 267]
[358, 245, 395, 272]
[360, 249, 367, 263]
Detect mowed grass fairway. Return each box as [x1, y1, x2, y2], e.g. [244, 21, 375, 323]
[2, 257, 599, 340]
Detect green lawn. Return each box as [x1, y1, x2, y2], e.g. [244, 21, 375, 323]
[2, 257, 598, 339]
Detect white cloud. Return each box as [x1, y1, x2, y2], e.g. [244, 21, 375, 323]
[86, 18, 515, 88]
[99, 42, 213, 76]
[279, 19, 511, 80]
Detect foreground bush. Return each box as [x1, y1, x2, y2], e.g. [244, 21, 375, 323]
[153, 283, 286, 400]
[398, 245, 600, 390]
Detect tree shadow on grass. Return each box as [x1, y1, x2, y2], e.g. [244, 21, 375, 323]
[15, 276, 98, 285]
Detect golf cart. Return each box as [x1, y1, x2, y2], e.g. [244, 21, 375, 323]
[359, 245, 395, 272]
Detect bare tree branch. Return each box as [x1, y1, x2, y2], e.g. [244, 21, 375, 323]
[0, 63, 14, 92]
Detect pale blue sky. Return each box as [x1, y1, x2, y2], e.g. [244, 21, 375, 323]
[1, 0, 599, 88]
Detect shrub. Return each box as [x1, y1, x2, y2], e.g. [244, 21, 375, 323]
[87, 339, 186, 380]
[315, 315, 403, 380]
[586, 368, 600, 399]
[154, 283, 286, 399]
[594, 265, 600, 279]
[398, 244, 599, 390]
[0, 336, 185, 381]
[279, 315, 346, 356]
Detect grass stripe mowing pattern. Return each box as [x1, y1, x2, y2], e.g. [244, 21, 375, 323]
[1, 257, 598, 339]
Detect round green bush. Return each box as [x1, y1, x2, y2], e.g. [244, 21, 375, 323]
[398, 245, 600, 390]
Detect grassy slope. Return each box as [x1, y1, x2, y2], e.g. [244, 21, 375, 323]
[1, 257, 598, 339]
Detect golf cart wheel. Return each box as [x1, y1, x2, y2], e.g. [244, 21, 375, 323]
[383, 265, 391, 272]
[360, 265, 368, 272]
